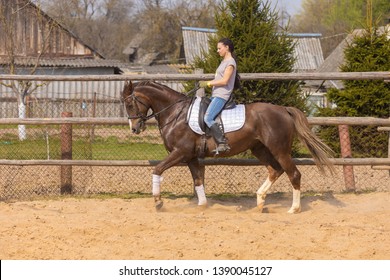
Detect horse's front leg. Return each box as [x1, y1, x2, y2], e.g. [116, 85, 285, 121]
[152, 150, 186, 210]
[187, 158, 207, 206]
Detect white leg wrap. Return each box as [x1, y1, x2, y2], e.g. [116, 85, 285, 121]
[288, 189, 301, 214]
[128, 119, 132, 133]
[152, 174, 162, 196]
[195, 185, 207, 206]
[256, 177, 273, 207]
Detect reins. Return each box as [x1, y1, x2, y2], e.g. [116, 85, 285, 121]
[125, 94, 187, 122]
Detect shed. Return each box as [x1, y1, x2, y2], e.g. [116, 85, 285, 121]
[0, 0, 139, 118]
[0, 0, 129, 75]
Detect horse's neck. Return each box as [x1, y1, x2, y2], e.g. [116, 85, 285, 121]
[145, 88, 182, 112]
[141, 87, 187, 129]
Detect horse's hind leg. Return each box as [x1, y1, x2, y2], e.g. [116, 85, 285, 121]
[187, 158, 207, 206]
[277, 155, 302, 214]
[252, 145, 302, 213]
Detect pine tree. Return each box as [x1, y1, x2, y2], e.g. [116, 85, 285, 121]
[192, 0, 306, 110]
[317, 26, 390, 157]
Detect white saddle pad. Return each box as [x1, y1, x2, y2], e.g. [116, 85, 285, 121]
[186, 96, 245, 135]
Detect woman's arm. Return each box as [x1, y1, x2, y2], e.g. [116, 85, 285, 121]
[209, 65, 235, 87]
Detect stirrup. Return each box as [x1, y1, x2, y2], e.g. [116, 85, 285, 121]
[213, 143, 230, 155]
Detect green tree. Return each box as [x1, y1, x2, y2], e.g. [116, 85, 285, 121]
[192, 0, 306, 110]
[317, 26, 390, 157]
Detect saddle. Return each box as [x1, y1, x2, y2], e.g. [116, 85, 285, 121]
[186, 96, 245, 136]
[186, 96, 245, 158]
[198, 95, 236, 135]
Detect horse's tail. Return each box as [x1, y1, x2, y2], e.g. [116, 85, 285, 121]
[286, 107, 335, 175]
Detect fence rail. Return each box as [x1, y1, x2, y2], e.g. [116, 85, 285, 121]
[1, 71, 390, 81]
[1, 116, 390, 126]
[0, 158, 389, 166]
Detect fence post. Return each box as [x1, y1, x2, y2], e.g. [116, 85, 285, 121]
[338, 124, 356, 191]
[386, 118, 390, 176]
[195, 68, 205, 97]
[60, 112, 73, 194]
[91, 92, 97, 142]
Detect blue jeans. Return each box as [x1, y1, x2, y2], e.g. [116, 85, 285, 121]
[204, 97, 227, 127]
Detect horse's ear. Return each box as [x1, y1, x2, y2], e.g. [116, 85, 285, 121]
[122, 80, 133, 99]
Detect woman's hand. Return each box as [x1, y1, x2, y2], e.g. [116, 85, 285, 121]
[199, 81, 212, 88]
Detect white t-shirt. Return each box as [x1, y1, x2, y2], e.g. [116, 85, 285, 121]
[212, 58, 237, 101]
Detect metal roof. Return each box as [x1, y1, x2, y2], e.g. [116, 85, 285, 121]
[0, 57, 132, 69]
[293, 37, 324, 72]
[182, 27, 217, 65]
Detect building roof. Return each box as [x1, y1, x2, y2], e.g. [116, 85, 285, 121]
[292, 36, 324, 72]
[0, 57, 131, 69]
[181, 26, 324, 72]
[182, 27, 217, 65]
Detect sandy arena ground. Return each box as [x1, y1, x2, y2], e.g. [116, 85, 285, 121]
[0, 191, 389, 260]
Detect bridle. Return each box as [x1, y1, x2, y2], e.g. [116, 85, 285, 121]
[123, 92, 189, 132]
[122, 93, 148, 132]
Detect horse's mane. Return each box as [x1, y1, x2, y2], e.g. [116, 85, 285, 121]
[135, 81, 187, 97]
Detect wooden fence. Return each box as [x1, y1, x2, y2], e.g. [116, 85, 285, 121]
[1, 72, 389, 193]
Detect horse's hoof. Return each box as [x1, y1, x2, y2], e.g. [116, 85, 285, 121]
[155, 200, 164, 210]
[257, 202, 264, 212]
[197, 203, 208, 210]
[287, 206, 301, 214]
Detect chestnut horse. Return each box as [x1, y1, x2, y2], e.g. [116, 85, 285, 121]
[122, 81, 334, 213]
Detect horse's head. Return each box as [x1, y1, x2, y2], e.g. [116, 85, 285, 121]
[121, 81, 149, 134]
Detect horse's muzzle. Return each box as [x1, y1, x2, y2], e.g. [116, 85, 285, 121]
[133, 121, 146, 134]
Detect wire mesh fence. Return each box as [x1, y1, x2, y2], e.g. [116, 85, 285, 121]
[1, 118, 389, 201]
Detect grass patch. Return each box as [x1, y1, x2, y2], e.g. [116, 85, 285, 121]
[0, 135, 167, 160]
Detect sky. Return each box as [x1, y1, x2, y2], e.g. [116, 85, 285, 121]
[269, 0, 303, 16]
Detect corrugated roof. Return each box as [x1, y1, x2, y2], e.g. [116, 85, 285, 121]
[182, 27, 217, 65]
[293, 37, 324, 72]
[182, 26, 324, 72]
[143, 64, 183, 74]
[0, 57, 131, 68]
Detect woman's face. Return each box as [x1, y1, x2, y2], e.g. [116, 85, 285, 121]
[217, 42, 229, 57]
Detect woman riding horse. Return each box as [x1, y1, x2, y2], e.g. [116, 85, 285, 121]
[122, 80, 334, 214]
